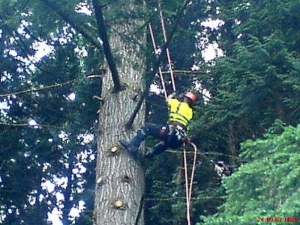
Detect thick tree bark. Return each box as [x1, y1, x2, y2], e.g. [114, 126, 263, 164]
[93, 6, 146, 225]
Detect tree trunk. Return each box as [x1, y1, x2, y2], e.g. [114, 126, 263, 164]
[93, 6, 146, 225]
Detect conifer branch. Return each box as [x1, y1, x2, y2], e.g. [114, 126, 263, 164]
[41, 0, 102, 50]
[0, 79, 78, 97]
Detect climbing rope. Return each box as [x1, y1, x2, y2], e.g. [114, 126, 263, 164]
[149, 2, 198, 224]
[183, 142, 198, 225]
[148, 0, 176, 96]
[183, 146, 191, 225]
[188, 142, 198, 201]
[148, 23, 168, 100]
[157, 0, 176, 92]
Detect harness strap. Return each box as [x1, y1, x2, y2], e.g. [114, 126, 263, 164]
[165, 124, 187, 144]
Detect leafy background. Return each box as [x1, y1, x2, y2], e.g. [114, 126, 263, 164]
[0, 0, 299, 224]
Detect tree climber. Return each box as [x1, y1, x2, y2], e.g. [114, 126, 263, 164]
[119, 91, 197, 157]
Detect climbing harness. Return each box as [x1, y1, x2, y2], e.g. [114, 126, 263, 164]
[165, 124, 187, 149]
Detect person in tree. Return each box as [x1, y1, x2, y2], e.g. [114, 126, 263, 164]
[119, 92, 197, 157]
[120, 91, 230, 177]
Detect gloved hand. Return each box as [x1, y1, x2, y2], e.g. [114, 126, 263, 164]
[168, 92, 177, 99]
[167, 92, 177, 101]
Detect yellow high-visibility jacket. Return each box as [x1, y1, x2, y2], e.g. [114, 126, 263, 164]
[167, 98, 193, 127]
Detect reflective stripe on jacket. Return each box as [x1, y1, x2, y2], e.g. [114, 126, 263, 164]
[167, 98, 193, 127]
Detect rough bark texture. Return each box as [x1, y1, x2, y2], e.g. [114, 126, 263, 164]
[93, 12, 146, 225]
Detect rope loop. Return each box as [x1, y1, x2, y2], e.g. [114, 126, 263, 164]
[183, 142, 198, 225]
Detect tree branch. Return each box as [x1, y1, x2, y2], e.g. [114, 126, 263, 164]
[125, 0, 190, 128]
[42, 0, 122, 92]
[0, 79, 78, 97]
[92, 0, 122, 92]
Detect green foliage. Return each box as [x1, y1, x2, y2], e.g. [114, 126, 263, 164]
[192, 0, 300, 169]
[188, 1, 300, 224]
[200, 124, 300, 225]
[144, 153, 186, 225]
[1, 0, 300, 224]
[0, 1, 100, 223]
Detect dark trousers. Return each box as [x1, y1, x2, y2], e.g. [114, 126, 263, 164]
[129, 123, 184, 155]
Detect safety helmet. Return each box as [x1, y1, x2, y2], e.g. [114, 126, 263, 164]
[184, 92, 197, 103]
